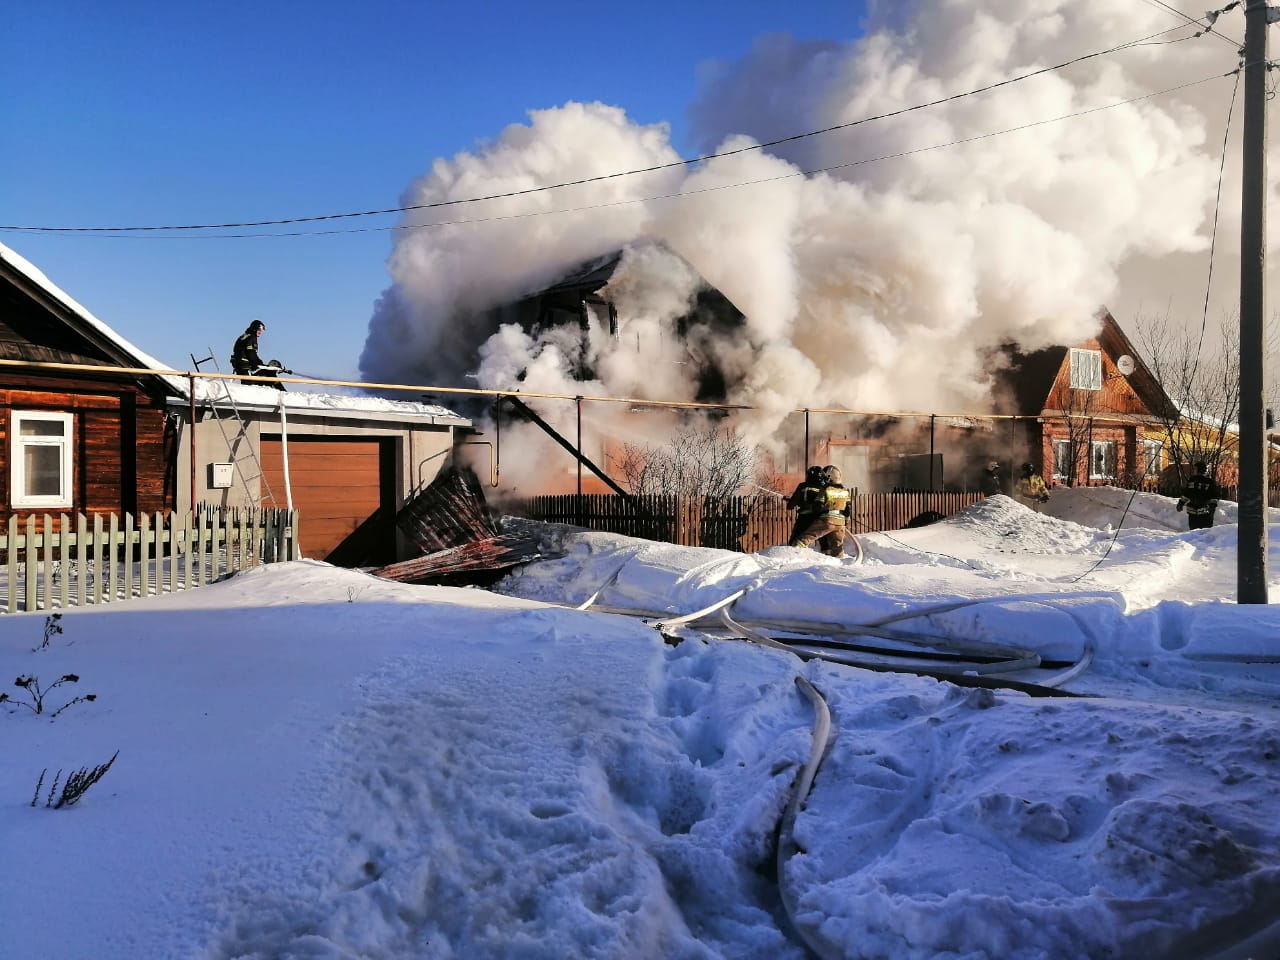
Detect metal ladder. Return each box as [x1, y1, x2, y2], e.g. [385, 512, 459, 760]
[190, 350, 277, 509]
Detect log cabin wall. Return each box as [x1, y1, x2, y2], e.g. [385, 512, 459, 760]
[2, 253, 178, 528]
[0, 371, 172, 528]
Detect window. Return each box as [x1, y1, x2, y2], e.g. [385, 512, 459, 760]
[1089, 440, 1117, 480]
[10, 412, 73, 508]
[1052, 439, 1074, 481]
[1141, 439, 1164, 479]
[1069, 348, 1102, 391]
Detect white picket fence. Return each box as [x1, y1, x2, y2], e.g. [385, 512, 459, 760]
[0, 508, 299, 614]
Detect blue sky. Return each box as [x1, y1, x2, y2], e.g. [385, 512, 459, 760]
[3, 1, 868, 381]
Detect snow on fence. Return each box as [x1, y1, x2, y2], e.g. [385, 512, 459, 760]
[514, 491, 984, 551]
[0, 508, 299, 614]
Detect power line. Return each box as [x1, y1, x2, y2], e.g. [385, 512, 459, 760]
[0, 22, 1203, 235]
[8, 70, 1232, 241]
[1195, 66, 1243, 364]
[1135, 0, 1242, 46]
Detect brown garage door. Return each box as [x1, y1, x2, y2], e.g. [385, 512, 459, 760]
[260, 436, 395, 565]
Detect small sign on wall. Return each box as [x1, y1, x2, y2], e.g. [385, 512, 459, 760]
[208, 462, 234, 489]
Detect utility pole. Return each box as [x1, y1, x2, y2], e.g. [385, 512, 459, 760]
[1238, 0, 1273, 603]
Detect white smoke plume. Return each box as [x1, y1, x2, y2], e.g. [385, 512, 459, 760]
[361, 0, 1260, 477]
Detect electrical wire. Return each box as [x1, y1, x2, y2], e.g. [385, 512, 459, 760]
[1052, 41, 1243, 587]
[12, 69, 1235, 242]
[1195, 66, 1243, 364]
[0, 23, 1204, 235]
[1135, 0, 1243, 47]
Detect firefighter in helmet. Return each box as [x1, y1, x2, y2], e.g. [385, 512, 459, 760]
[791, 465, 852, 556]
[785, 465, 826, 545]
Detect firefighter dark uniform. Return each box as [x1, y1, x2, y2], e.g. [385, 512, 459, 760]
[1176, 462, 1219, 530]
[785, 466, 826, 545]
[231, 320, 266, 379]
[792, 466, 852, 557]
[231, 319, 287, 390]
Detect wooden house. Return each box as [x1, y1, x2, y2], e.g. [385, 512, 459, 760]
[1, 242, 473, 567]
[481, 241, 746, 405]
[994, 309, 1175, 487]
[1, 243, 183, 526]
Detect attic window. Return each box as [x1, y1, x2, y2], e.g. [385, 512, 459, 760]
[11, 412, 74, 509]
[1069, 348, 1102, 391]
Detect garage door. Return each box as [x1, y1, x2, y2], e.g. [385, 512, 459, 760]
[260, 436, 395, 565]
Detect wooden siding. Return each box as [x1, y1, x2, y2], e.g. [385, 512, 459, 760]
[1043, 338, 1154, 419]
[0, 303, 117, 367]
[260, 436, 395, 565]
[0, 377, 172, 527]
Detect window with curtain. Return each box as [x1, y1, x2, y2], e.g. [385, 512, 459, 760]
[1069, 348, 1102, 390]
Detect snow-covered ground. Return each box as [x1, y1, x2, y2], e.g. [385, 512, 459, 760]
[2, 488, 1278, 960]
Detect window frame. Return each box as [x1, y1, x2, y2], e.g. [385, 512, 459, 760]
[10, 411, 74, 509]
[1140, 439, 1164, 479]
[1052, 439, 1074, 482]
[1069, 348, 1103, 391]
[1089, 439, 1117, 481]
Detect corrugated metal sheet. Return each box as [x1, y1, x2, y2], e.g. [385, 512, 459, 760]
[374, 465, 549, 584]
[370, 534, 546, 585]
[396, 465, 498, 555]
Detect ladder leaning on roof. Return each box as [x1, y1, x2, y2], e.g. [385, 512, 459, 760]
[190, 349, 277, 509]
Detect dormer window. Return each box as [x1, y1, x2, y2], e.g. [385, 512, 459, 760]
[1069, 348, 1102, 391]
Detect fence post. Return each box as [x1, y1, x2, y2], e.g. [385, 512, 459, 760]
[232, 509, 241, 572]
[91, 514, 104, 605]
[42, 514, 56, 611]
[140, 513, 152, 598]
[152, 513, 162, 596]
[156, 512, 169, 595]
[209, 507, 222, 580]
[263, 510, 277, 563]
[25, 516, 38, 613]
[6, 516, 18, 614]
[58, 513, 70, 610]
[195, 511, 207, 586]
[182, 512, 194, 591]
[245, 509, 259, 569]
[124, 513, 136, 601]
[108, 513, 122, 602]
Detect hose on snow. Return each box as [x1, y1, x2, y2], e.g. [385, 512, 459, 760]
[776, 675, 843, 960]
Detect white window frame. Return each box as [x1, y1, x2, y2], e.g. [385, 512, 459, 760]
[1141, 439, 1164, 479]
[1069, 348, 1103, 391]
[1089, 439, 1117, 480]
[1052, 439, 1074, 482]
[10, 411, 74, 509]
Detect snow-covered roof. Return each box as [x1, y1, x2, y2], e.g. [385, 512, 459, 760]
[0, 240, 186, 393]
[0, 241, 469, 426]
[185, 378, 470, 425]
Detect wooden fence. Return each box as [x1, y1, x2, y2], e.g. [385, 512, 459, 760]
[0, 507, 299, 614]
[514, 492, 984, 551]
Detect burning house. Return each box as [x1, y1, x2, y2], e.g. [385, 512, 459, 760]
[474, 241, 746, 404]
